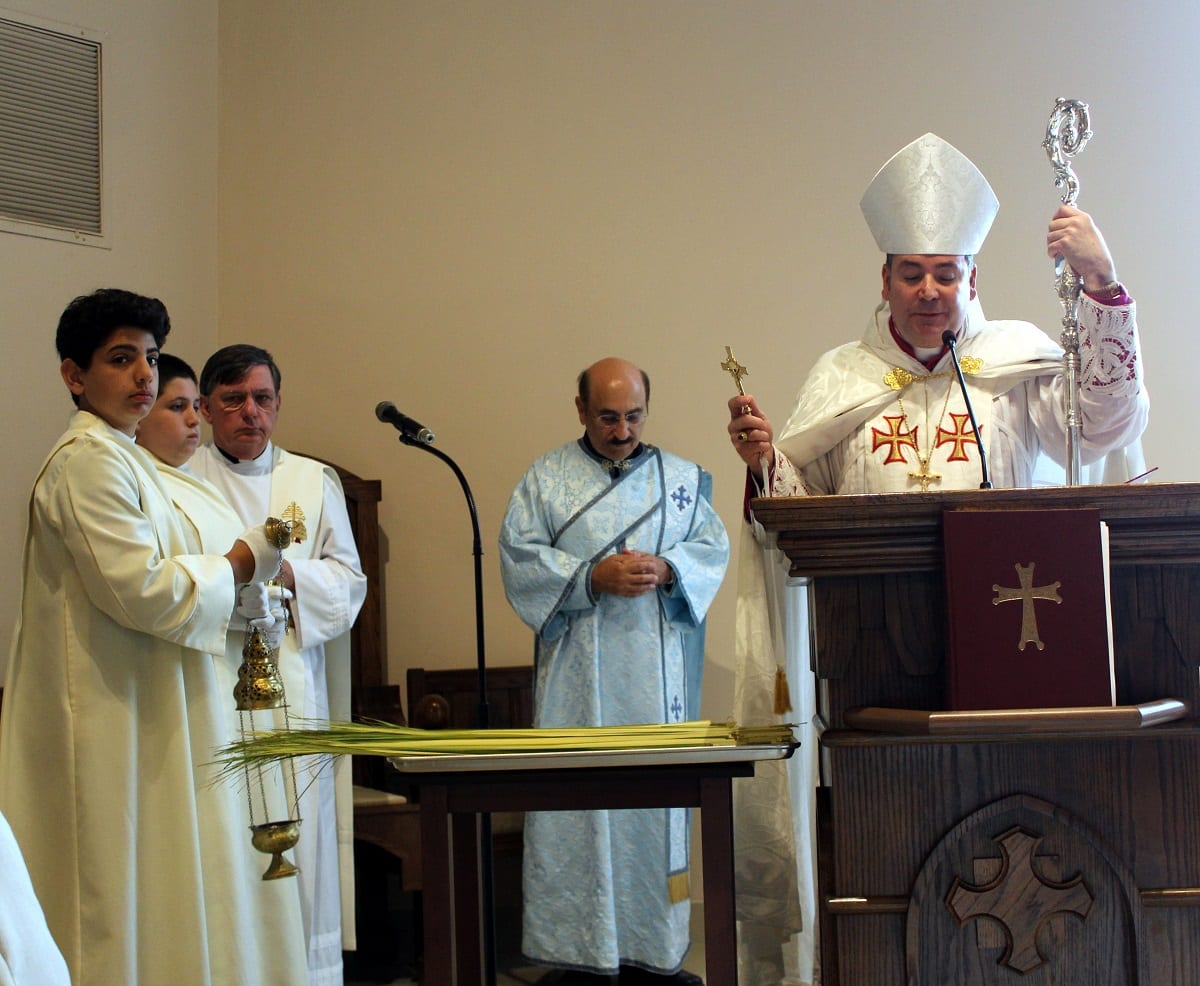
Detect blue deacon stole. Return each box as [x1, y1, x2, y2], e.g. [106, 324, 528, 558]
[553, 445, 703, 903]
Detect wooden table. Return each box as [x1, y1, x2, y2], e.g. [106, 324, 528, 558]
[390, 744, 794, 986]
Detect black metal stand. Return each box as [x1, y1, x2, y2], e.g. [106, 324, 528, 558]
[396, 433, 496, 986]
[943, 331, 993, 490]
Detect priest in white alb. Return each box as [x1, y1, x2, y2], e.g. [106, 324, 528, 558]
[192, 344, 367, 986]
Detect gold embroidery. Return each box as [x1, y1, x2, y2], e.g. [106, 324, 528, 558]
[882, 350, 985, 488]
[884, 357, 983, 392]
[280, 502, 308, 543]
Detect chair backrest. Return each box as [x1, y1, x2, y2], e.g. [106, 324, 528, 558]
[406, 665, 534, 730]
[297, 453, 404, 726]
[297, 455, 406, 792]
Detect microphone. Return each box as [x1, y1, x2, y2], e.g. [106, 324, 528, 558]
[375, 401, 435, 444]
[941, 330, 992, 490]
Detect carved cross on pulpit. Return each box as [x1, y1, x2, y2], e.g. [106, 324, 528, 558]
[992, 562, 1062, 651]
[946, 827, 1093, 974]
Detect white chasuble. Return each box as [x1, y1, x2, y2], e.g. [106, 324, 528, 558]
[775, 295, 1146, 495]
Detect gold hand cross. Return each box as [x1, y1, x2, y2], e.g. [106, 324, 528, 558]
[721, 346, 749, 395]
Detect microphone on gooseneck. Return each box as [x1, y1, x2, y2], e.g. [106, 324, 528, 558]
[375, 401, 436, 444]
[941, 330, 992, 490]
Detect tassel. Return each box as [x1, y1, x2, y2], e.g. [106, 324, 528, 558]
[773, 665, 793, 715]
[667, 870, 690, 904]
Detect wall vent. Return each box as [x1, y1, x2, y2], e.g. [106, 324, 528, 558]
[0, 12, 104, 246]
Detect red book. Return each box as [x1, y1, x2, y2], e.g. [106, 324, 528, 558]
[942, 507, 1114, 711]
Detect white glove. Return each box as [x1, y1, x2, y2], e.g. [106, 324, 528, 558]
[265, 583, 294, 627]
[237, 582, 275, 628]
[237, 524, 283, 583]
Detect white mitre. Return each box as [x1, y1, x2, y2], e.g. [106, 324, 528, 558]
[860, 132, 999, 255]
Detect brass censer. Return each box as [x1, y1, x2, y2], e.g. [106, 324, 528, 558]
[233, 516, 303, 880]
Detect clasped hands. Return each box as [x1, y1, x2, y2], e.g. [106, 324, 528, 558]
[592, 549, 674, 598]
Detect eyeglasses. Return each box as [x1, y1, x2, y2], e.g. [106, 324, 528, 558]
[594, 410, 645, 427]
[214, 390, 277, 412]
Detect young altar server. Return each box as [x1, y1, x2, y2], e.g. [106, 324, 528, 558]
[0, 289, 293, 986]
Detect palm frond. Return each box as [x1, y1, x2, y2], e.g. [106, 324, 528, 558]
[213, 719, 795, 781]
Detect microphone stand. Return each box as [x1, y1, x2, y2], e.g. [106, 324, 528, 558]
[395, 432, 497, 986]
[943, 331, 992, 490]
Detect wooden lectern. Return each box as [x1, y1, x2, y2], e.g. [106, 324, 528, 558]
[753, 483, 1200, 986]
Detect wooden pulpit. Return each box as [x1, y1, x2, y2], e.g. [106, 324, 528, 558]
[753, 482, 1200, 986]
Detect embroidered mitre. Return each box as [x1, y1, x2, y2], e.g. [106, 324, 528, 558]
[860, 132, 999, 255]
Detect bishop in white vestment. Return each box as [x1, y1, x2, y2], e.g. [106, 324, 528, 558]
[725, 134, 1149, 986]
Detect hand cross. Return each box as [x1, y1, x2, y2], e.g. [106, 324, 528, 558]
[721, 346, 749, 395]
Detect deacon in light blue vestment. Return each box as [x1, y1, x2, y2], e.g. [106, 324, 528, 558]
[500, 434, 729, 979]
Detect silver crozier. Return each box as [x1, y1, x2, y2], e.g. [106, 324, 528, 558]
[1043, 97, 1092, 486]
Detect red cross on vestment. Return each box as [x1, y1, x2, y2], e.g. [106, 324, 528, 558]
[870, 415, 918, 465]
[935, 412, 981, 463]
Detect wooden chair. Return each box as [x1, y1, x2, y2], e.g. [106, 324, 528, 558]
[406, 664, 534, 731]
[311, 458, 403, 744]
[404, 664, 535, 861]
[300, 456, 428, 897]
[404, 664, 534, 968]
[307, 456, 427, 981]
[317, 457, 537, 891]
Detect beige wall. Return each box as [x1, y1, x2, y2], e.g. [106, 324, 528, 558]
[216, 0, 1200, 718]
[0, 0, 219, 680]
[3, 0, 1198, 713]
